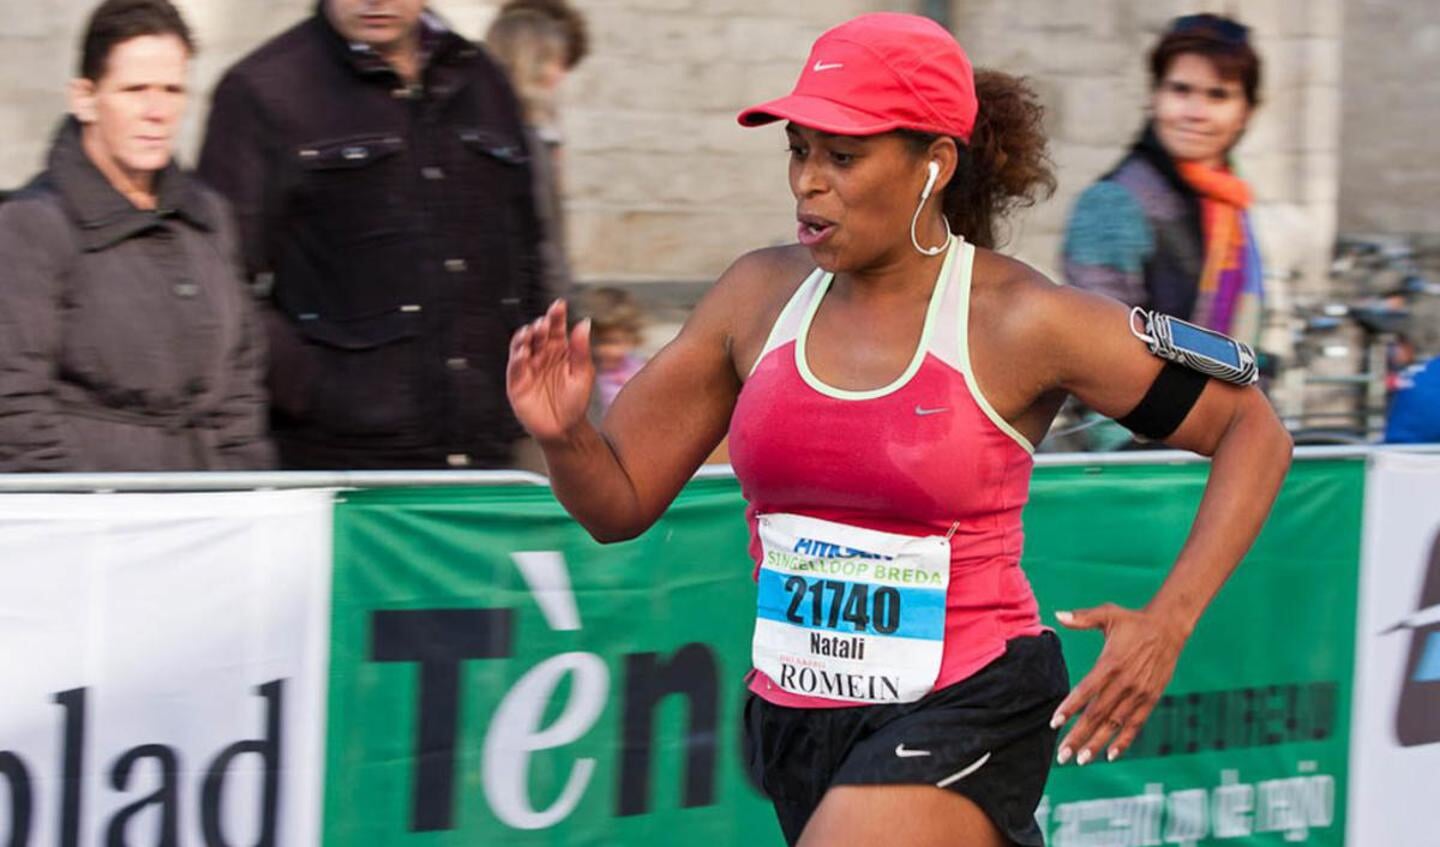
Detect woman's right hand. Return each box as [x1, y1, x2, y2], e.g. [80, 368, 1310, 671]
[506, 299, 595, 443]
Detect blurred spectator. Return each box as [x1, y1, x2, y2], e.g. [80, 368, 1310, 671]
[490, 0, 590, 73]
[484, 0, 590, 303]
[198, 0, 547, 470]
[1063, 13, 1266, 345]
[0, 0, 273, 472]
[577, 286, 647, 414]
[1387, 356, 1440, 443]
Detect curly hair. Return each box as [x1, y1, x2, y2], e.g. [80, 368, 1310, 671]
[900, 70, 1056, 250]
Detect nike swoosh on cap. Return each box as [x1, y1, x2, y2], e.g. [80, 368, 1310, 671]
[894, 743, 931, 758]
[812, 61, 844, 72]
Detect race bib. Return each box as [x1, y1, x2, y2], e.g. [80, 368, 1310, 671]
[752, 512, 950, 704]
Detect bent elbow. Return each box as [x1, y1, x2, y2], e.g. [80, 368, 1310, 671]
[1276, 424, 1295, 460]
[1253, 392, 1294, 463]
[1273, 424, 1295, 475]
[1243, 396, 1295, 473]
[586, 520, 647, 545]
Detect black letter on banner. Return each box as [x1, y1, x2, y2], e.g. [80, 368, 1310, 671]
[616, 644, 719, 816]
[370, 608, 514, 832]
[0, 751, 32, 847]
[200, 680, 283, 847]
[107, 745, 180, 846]
[54, 688, 86, 847]
[1309, 681, 1337, 741]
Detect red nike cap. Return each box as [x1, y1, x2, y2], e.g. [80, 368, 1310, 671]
[737, 13, 978, 142]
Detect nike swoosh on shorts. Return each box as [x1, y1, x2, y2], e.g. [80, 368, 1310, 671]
[935, 751, 992, 788]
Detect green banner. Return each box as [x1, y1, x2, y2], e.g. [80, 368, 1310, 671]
[1027, 458, 1364, 845]
[322, 458, 1364, 845]
[323, 478, 778, 845]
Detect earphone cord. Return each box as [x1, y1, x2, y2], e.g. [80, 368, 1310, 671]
[910, 193, 948, 256]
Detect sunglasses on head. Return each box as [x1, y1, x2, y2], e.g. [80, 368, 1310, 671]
[1169, 13, 1251, 46]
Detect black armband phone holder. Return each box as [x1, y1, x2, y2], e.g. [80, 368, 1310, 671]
[1117, 361, 1209, 441]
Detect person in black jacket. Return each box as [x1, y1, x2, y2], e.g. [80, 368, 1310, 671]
[0, 0, 273, 472]
[198, 0, 548, 470]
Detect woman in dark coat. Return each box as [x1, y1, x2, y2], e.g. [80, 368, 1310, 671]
[0, 0, 273, 472]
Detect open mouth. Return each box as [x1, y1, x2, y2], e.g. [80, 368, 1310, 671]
[797, 214, 836, 247]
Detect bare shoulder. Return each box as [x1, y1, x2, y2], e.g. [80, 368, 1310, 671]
[970, 246, 1126, 341]
[705, 243, 814, 315]
[688, 243, 816, 375]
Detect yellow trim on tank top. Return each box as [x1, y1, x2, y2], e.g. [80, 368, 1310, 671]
[794, 234, 958, 401]
[952, 240, 1036, 455]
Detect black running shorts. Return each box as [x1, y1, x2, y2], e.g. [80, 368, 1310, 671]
[743, 632, 1069, 846]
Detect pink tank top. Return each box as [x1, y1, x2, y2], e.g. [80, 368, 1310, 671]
[729, 236, 1044, 708]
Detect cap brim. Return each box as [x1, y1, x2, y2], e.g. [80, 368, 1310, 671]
[736, 94, 900, 136]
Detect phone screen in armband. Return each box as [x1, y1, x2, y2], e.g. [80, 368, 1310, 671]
[1167, 320, 1243, 368]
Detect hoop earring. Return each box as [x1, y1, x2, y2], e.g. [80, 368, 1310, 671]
[910, 194, 948, 256]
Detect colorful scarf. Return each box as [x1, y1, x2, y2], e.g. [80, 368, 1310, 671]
[1177, 161, 1265, 344]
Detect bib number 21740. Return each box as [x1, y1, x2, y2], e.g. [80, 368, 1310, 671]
[752, 513, 950, 704]
[782, 576, 900, 635]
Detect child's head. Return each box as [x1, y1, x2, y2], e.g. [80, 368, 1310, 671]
[579, 287, 645, 371]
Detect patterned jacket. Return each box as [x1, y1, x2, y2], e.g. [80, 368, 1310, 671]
[1062, 124, 1209, 320]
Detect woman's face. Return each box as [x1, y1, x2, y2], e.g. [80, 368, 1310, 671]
[70, 34, 190, 181]
[786, 124, 936, 272]
[1151, 53, 1252, 167]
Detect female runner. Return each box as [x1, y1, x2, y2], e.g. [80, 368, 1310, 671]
[507, 13, 1292, 846]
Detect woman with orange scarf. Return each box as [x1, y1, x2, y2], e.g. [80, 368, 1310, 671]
[1063, 14, 1264, 345]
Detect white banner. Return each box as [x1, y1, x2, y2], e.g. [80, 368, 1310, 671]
[1350, 453, 1440, 847]
[0, 491, 333, 846]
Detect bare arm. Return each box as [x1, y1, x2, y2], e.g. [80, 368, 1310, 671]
[508, 253, 768, 541]
[1025, 285, 1293, 764]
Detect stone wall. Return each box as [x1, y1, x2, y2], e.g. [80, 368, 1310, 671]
[559, 0, 892, 285]
[1338, 0, 1440, 237]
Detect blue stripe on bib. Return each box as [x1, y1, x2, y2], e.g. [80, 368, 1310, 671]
[755, 568, 946, 641]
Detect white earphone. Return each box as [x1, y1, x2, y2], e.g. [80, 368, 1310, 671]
[921, 160, 940, 200]
[911, 160, 948, 256]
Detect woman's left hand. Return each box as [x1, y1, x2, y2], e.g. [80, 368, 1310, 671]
[1049, 603, 1189, 766]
